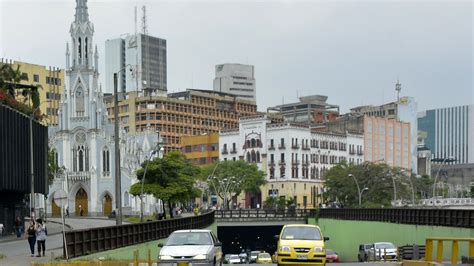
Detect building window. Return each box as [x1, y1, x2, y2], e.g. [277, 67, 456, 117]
[102, 147, 110, 175]
[33, 74, 39, 82]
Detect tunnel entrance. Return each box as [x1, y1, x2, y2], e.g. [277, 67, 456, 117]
[217, 225, 282, 255]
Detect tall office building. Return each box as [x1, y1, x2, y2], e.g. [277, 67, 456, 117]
[105, 33, 166, 93]
[213, 63, 256, 102]
[418, 105, 474, 164]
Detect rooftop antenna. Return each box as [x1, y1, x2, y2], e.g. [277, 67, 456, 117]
[395, 78, 402, 102]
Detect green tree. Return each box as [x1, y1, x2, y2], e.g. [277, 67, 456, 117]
[201, 160, 266, 209]
[129, 151, 201, 219]
[47, 148, 61, 185]
[324, 162, 415, 208]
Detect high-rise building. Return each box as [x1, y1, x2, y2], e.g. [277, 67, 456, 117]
[181, 133, 219, 165]
[105, 33, 166, 93]
[104, 89, 258, 153]
[0, 58, 64, 125]
[267, 95, 340, 125]
[418, 105, 474, 164]
[213, 63, 256, 102]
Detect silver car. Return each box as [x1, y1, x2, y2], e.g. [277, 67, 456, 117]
[368, 242, 398, 261]
[157, 229, 223, 266]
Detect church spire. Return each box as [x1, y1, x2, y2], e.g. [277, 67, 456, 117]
[74, 0, 89, 23]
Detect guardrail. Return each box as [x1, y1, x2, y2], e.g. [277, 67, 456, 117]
[64, 210, 215, 259]
[319, 208, 474, 228]
[425, 237, 474, 264]
[215, 208, 316, 219]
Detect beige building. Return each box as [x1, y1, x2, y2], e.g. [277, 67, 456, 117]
[1, 58, 64, 125]
[105, 89, 258, 152]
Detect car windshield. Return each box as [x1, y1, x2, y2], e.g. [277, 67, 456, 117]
[282, 227, 322, 240]
[230, 255, 240, 260]
[251, 251, 260, 256]
[166, 232, 212, 246]
[375, 243, 395, 249]
[258, 253, 271, 258]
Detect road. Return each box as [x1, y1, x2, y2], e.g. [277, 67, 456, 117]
[224, 264, 399, 266]
[0, 217, 124, 266]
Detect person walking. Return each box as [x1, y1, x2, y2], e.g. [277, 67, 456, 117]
[79, 205, 84, 216]
[35, 218, 47, 257]
[24, 220, 36, 257]
[14, 216, 23, 238]
[65, 207, 69, 218]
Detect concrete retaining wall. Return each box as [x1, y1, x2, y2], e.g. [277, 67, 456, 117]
[309, 218, 473, 262]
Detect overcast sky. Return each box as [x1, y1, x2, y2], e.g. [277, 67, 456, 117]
[1, 0, 472, 112]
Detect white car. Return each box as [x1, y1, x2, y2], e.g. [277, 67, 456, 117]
[157, 229, 223, 266]
[368, 242, 398, 261]
[228, 254, 242, 264]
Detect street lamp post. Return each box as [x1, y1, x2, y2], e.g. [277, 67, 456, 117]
[432, 157, 455, 198]
[30, 100, 51, 217]
[113, 64, 132, 225]
[139, 131, 164, 222]
[373, 158, 397, 203]
[348, 174, 368, 207]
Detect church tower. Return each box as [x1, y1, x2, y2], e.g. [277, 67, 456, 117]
[59, 0, 104, 131]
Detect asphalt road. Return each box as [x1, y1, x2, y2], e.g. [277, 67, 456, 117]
[224, 264, 399, 266]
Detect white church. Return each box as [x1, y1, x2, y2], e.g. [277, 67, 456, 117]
[47, 0, 158, 217]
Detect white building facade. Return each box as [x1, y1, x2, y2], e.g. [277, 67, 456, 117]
[213, 63, 256, 102]
[219, 115, 364, 208]
[47, 0, 158, 217]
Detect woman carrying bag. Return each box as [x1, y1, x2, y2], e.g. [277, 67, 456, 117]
[24, 220, 36, 257]
[35, 218, 47, 257]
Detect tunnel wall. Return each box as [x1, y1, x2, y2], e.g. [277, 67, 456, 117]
[311, 218, 473, 262]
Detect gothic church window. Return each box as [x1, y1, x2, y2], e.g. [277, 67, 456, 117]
[75, 87, 85, 116]
[102, 147, 110, 175]
[78, 37, 82, 63]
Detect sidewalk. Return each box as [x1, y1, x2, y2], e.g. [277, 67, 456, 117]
[0, 218, 71, 243]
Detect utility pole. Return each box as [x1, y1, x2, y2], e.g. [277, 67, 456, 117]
[114, 73, 122, 225]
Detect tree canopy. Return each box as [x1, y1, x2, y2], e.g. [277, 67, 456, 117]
[200, 160, 266, 207]
[129, 151, 201, 216]
[323, 161, 428, 208]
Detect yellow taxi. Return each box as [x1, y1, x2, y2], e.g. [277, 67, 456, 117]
[256, 252, 273, 264]
[275, 224, 328, 265]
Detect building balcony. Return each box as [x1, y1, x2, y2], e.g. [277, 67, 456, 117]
[291, 160, 300, 165]
[357, 151, 364, 155]
[278, 160, 286, 165]
[268, 145, 275, 150]
[302, 161, 309, 167]
[302, 145, 310, 150]
[67, 171, 91, 182]
[349, 150, 356, 155]
[268, 161, 275, 167]
[291, 144, 300, 149]
[221, 149, 228, 155]
[278, 144, 286, 149]
[230, 149, 237, 154]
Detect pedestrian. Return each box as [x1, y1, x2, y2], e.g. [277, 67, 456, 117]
[79, 205, 84, 216]
[65, 207, 69, 217]
[193, 205, 199, 216]
[24, 220, 36, 257]
[14, 216, 23, 238]
[35, 218, 47, 257]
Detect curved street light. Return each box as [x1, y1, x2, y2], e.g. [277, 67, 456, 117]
[348, 174, 367, 207]
[432, 156, 455, 199]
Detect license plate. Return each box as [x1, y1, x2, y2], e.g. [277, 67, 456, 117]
[177, 262, 189, 266]
[297, 254, 307, 260]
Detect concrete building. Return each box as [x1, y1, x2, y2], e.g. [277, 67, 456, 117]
[0, 58, 64, 125]
[105, 33, 166, 93]
[47, 0, 157, 217]
[418, 105, 474, 164]
[267, 95, 340, 125]
[181, 133, 219, 165]
[104, 89, 258, 153]
[219, 115, 364, 208]
[350, 96, 418, 173]
[213, 64, 256, 102]
[323, 115, 412, 170]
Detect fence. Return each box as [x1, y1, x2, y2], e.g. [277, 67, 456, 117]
[319, 208, 474, 228]
[214, 208, 316, 220]
[64, 211, 214, 259]
[425, 237, 474, 264]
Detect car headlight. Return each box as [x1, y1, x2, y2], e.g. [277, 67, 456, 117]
[314, 247, 325, 253]
[193, 254, 208, 260]
[158, 255, 173, 260]
[280, 246, 291, 252]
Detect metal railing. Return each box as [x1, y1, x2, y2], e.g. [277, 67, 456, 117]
[425, 237, 474, 264]
[319, 208, 474, 228]
[215, 208, 316, 220]
[64, 211, 215, 258]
